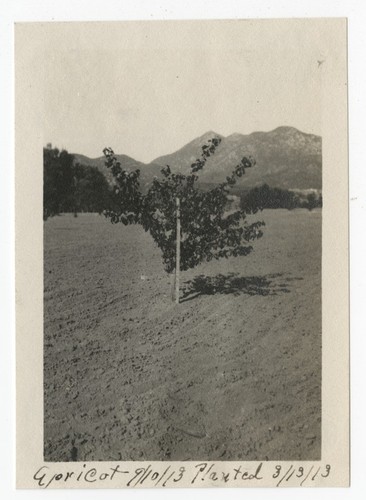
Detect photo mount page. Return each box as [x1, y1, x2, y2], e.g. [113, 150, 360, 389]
[15, 18, 349, 489]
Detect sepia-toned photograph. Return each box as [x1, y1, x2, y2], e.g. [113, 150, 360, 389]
[15, 16, 349, 489]
[42, 19, 322, 463]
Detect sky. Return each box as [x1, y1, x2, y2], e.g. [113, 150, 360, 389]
[43, 19, 328, 162]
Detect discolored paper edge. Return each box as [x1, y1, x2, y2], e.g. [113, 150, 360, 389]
[15, 18, 349, 489]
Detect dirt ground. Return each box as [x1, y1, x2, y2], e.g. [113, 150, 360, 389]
[44, 209, 321, 462]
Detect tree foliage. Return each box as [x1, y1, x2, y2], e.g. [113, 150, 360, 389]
[305, 191, 322, 211]
[72, 163, 111, 214]
[240, 183, 322, 211]
[43, 145, 111, 219]
[44, 145, 74, 220]
[103, 138, 265, 273]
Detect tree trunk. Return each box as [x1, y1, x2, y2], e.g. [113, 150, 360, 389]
[170, 271, 176, 302]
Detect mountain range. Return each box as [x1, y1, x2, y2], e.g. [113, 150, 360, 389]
[73, 126, 322, 192]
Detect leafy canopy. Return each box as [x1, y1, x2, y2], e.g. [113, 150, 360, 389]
[103, 138, 265, 273]
[43, 146, 74, 220]
[43, 145, 111, 220]
[240, 183, 322, 211]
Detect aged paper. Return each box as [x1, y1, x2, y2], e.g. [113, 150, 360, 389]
[15, 19, 348, 488]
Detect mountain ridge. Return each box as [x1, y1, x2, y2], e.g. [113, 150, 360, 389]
[72, 126, 322, 191]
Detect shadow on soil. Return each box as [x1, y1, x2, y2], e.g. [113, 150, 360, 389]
[181, 272, 303, 303]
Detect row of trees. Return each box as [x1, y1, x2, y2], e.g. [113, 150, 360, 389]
[43, 145, 110, 220]
[44, 148, 322, 221]
[240, 183, 322, 212]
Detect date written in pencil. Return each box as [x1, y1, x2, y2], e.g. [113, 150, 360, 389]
[127, 462, 332, 487]
[272, 463, 331, 487]
[33, 462, 331, 488]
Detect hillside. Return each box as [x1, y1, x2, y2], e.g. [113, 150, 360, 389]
[152, 130, 225, 173]
[152, 127, 322, 190]
[72, 153, 162, 191]
[72, 126, 322, 191]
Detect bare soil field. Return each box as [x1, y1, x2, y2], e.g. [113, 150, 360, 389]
[44, 209, 321, 462]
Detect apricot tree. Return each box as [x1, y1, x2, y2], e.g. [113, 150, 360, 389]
[103, 138, 264, 303]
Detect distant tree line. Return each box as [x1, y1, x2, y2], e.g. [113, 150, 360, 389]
[44, 146, 322, 221]
[240, 184, 322, 212]
[43, 145, 111, 220]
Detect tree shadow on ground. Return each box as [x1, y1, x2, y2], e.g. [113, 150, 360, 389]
[181, 272, 303, 303]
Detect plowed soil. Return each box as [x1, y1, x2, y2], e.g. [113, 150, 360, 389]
[44, 209, 321, 461]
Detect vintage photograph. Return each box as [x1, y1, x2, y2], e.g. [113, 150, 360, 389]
[12, 13, 350, 489]
[41, 19, 324, 463]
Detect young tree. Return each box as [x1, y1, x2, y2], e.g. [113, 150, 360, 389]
[103, 138, 265, 303]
